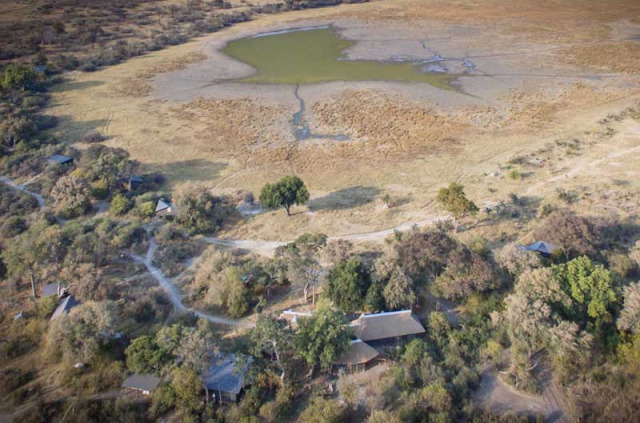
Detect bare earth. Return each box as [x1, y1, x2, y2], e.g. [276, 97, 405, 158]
[46, 0, 640, 241]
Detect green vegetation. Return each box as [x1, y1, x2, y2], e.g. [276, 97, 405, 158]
[436, 182, 479, 231]
[224, 27, 453, 88]
[295, 307, 351, 372]
[259, 175, 310, 216]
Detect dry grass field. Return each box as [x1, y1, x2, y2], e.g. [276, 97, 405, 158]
[45, 0, 640, 241]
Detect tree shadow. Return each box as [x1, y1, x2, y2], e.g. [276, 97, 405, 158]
[50, 80, 105, 92]
[151, 160, 228, 184]
[49, 115, 111, 143]
[308, 186, 381, 211]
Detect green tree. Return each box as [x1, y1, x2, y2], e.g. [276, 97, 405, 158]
[51, 175, 92, 218]
[170, 366, 201, 412]
[383, 267, 416, 310]
[553, 256, 617, 328]
[0, 64, 36, 98]
[259, 176, 310, 216]
[125, 336, 169, 375]
[250, 314, 294, 382]
[324, 257, 371, 313]
[436, 182, 479, 232]
[173, 184, 229, 234]
[2, 221, 64, 298]
[298, 397, 346, 423]
[110, 193, 132, 215]
[295, 308, 351, 373]
[45, 301, 118, 363]
[364, 281, 385, 312]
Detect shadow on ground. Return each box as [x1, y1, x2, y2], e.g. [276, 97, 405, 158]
[51, 80, 105, 92]
[151, 160, 228, 185]
[308, 186, 381, 211]
[50, 115, 111, 142]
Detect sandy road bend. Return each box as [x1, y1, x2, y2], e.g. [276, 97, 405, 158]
[0, 175, 46, 208]
[130, 237, 245, 327]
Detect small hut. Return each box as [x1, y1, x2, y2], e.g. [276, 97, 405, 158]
[204, 354, 253, 404]
[47, 154, 74, 166]
[524, 241, 561, 258]
[155, 200, 175, 217]
[50, 295, 79, 322]
[122, 374, 161, 396]
[334, 339, 380, 373]
[350, 310, 426, 346]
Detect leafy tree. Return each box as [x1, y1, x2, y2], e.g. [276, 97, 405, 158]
[51, 174, 92, 218]
[618, 282, 640, 334]
[534, 211, 600, 259]
[383, 267, 416, 310]
[295, 308, 351, 372]
[2, 220, 64, 297]
[125, 336, 169, 375]
[275, 233, 327, 302]
[0, 64, 36, 98]
[436, 182, 479, 231]
[82, 145, 133, 189]
[324, 257, 371, 313]
[45, 301, 118, 363]
[364, 281, 385, 312]
[110, 193, 132, 215]
[173, 184, 229, 234]
[298, 397, 346, 423]
[433, 246, 498, 300]
[552, 256, 617, 328]
[495, 242, 541, 277]
[250, 314, 294, 382]
[259, 175, 310, 216]
[170, 366, 201, 412]
[368, 410, 401, 423]
[394, 230, 457, 284]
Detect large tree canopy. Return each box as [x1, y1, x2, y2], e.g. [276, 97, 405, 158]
[324, 257, 371, 313]
[295, 308, 351, 371]
[552, 256, 617, 329]
[173, 184, 230, 234]
[259, 175, 310, 216]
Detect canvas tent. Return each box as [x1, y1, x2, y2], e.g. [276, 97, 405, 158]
[155, 200, 175, 216]
[204, 354, 253, 403]
[47, 154, 73, 165]
[524, 241, 560, 257]
[122, 374, 161, 395]
[50, 295, 79, 321]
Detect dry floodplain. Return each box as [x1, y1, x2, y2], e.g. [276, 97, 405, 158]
[47, 0, 640, 241]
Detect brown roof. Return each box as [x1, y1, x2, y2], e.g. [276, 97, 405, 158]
[350, 310, 425, 342]
[335, 340, 380, 365]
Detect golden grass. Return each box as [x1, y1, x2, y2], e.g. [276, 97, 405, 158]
[45, 0, 640, 240]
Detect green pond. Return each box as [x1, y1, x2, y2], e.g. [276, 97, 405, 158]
[223, 27, 453, 89]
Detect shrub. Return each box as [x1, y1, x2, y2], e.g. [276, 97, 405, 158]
[91, 179, 109, 199]
[508, 169, 521, 180]
[110, 193, 132, 215]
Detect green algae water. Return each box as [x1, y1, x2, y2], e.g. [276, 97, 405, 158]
[223, 27, 453, 89]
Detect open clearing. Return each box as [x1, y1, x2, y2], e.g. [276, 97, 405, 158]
[46, 0, 640, 241]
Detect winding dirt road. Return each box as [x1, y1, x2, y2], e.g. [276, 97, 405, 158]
[130, 237, 243, 327]
[0, 175, 45, 208]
